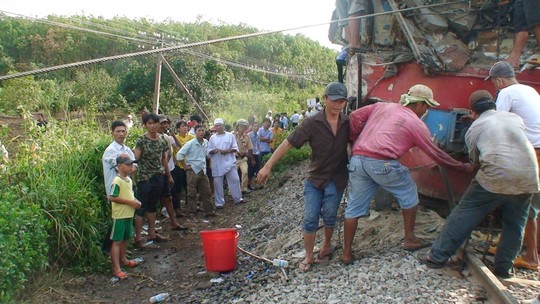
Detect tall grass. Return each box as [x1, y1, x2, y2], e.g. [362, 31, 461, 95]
[0, 115, 138, 301]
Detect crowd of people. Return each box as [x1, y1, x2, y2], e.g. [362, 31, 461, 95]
[102, 106, 314, 279]
[100, 62, 540, 284]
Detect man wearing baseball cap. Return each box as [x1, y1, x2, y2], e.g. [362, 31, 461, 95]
[258, 82, 350, 271]
[343, 84, 475, 264]
[487, 61, 540, 271]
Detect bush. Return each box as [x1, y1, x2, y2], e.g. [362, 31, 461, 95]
[263, 129, 312, 174]
[0, 116, 128, 301]
[14, 118, 112, 269]
[0, 190, 49, 303]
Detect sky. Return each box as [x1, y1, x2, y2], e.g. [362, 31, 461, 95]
[0, 0, 341, 50]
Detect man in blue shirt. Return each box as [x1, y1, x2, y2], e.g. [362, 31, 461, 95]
[258, 118, 273, 160]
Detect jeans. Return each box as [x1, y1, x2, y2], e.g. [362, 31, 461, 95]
[303, 180, 344, 233]
[346, 155, 418, 218]
[430, 179, 531, 276]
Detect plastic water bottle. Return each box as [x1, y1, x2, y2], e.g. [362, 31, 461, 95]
[133, 257, 144, 264]
[149, 292, 169, 303]
[272, 259, 288, 268]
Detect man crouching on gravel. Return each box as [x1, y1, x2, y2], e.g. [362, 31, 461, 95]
[257, 82, 350, 272]
[417, 90, 539, 278]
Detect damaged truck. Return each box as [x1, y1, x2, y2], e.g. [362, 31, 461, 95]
[330, 0, 540, 217]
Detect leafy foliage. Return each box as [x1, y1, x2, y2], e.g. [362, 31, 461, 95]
[0, 190, 49, 303]
[0, 14, 337, 302]
[0, 15, 337, 116]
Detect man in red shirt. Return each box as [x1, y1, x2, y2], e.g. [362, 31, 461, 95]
[342, 84, 474, 264]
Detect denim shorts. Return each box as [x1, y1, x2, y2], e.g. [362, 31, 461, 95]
[303, 180, 344, 233]
[346, 155, 418, 218]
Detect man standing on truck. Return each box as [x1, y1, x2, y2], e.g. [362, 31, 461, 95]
[502, 0, 540, 68]
[343, 84, 474, 265]
[418, 90, 539, 278]
[487, 61, 540, 270]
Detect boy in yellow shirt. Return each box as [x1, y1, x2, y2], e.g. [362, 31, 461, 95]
[109, 153, 143, 280]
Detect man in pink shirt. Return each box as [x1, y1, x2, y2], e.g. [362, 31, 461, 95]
[342, 84, 474, 265]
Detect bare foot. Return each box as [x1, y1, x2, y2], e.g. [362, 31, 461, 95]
[403, 238, 432, 252]
[316, 245, 335, 263]
[504, 56, 520, 69]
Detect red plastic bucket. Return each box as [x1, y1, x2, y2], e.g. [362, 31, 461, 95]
[200, 228, 238, 272]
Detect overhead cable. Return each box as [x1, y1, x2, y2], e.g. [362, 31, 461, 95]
[0, 0, 469, 81]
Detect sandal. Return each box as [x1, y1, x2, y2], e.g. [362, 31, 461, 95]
[416, 252, 445, 269]
[298, 261, 314, 272]
[133, 239, 147, 249]
[149, 234, 169, 243]
[171, 225, 188, 231]
[205, 211, 217, 217]
[114, 271, 128, 280]
[514, 256, 538, 270]
[124, 257, 144, 268]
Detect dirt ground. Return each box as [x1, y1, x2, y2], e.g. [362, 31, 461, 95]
[19, 199, 244, 303]
[15, 162, 447, 304]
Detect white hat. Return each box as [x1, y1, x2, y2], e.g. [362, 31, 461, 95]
[214, 118, 224, 125]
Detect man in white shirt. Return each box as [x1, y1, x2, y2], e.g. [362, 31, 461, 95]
[102, 121, 136, 198]
[208, 118, 245, 208]
[124, 114, 134, 130]
[290, 111, 300, 128]
[418, 90, 539, 278]
[487, 61, 540, 270]
[101, 121, 137, 253]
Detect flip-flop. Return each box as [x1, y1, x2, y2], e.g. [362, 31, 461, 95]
[124, 258, 144, 268]
[114, 271, 128, 280]
[298, 261, 314, 272]
[171, 225, 188, 231]
[133, 239, 147, 249]
[148, 234, 169, 243]
[513, 257, 538, 270]
[416, 252, 445, 269]
[403, 239, 432, 252]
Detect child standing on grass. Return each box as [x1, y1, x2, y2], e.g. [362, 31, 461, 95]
[109, 153, 143, 280]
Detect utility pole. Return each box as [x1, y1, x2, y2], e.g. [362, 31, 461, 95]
[152, 33, 164, 113]
[160, 55, 210, 122]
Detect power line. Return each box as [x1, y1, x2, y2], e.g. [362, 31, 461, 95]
[0, 0, 469, 81]
[1, 11, 322, 81]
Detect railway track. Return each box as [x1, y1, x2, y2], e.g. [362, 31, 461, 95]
[465, 248, 539, 304]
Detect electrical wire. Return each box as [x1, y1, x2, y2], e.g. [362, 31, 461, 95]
[0, 0, 470, 81]
[1, 11, 321, 81]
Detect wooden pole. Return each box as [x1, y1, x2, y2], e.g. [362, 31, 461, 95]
[160, 55, 210, 122]
[152, 34, 164, 113]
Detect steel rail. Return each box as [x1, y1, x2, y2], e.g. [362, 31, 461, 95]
[465, 249, 518, 304]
